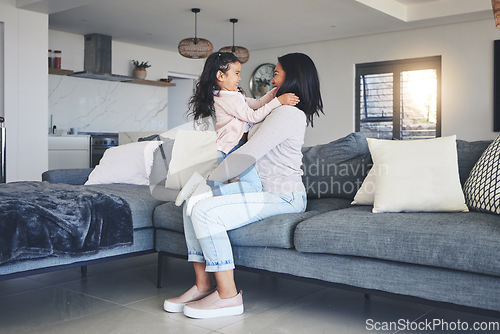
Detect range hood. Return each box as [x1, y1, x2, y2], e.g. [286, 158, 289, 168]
[71, 33, 133, 82]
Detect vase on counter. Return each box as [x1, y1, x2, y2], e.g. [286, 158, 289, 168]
[132, 68, 147, 80]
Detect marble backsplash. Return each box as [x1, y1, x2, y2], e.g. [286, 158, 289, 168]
[49, 75, 169, 135]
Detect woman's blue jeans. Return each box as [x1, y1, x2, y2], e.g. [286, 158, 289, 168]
[183, 191, 307, 272]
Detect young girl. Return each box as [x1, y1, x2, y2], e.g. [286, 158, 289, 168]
[174, 52, 299, 215]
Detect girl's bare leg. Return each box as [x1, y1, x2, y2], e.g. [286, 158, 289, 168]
[214, 270, 238, 298]
[193, 263, 237, 299]
[193, 262, 215, 291]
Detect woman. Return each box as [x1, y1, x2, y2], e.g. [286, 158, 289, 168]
[164, 53, 323, 319]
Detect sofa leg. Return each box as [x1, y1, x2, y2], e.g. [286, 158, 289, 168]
[157, 252, 163, 288]
[81, 265, 87, 277]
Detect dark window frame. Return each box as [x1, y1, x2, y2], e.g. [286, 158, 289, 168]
[355, 56, 442, 139]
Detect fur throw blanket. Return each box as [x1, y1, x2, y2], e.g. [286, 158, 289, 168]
[0, 181, 133, 264]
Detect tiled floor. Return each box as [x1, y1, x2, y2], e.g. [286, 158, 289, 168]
[0, 254, 498, 334]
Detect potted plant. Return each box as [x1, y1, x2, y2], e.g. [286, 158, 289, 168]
[132, 60, 151, 79]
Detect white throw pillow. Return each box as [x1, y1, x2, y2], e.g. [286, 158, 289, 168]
[85, 141, 162, 185]
[165, 129, 218, 190]
[366, 135, 468, 213]
[351, 167, 376, 205]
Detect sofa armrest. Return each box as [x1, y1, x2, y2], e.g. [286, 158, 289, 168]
[42, 168, 93, 185]
[150, 180, 179, 202]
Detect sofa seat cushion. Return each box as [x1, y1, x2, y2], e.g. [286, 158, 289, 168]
[154, 198, 352, 249]
[86, 184, 163, 229]
[153, 202, 184, 232]
[294, 206, 500, 276]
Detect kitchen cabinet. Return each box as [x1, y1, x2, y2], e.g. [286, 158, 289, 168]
[48, 135, 91, 170]
[49, 68, 176, 87]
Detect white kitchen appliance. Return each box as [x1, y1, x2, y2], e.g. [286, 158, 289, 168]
[0, 117, 5, 183]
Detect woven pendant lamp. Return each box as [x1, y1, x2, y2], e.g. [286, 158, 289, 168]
[493, 0, 500, 28]
[178, 8, 213, 59]
[219, 19, 249, 64]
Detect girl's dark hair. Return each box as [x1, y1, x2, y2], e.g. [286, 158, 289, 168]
[188, 52, 240, 122]
[276, 53, 324, 126]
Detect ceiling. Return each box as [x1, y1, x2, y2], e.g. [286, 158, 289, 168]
[18, 0, 494, 53]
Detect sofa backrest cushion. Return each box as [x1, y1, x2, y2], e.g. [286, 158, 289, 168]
[42, 168, 93, 185]
[302, 132, 372, 200]
[456, 139, 492, 186]
[302, 134, 491, 200]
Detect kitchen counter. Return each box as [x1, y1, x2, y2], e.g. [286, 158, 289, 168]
[49, 134, 90, 137]
[48, 135, 91, 169]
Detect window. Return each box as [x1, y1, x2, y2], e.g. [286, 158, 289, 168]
[355, 56, 441, 140]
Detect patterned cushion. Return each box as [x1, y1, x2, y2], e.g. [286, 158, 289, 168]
[464, 135, 500, 215]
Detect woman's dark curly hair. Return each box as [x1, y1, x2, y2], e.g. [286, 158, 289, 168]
[276, 53, 324, 126]
[188, 52, 240, 122]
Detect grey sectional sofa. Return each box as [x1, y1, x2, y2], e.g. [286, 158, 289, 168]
[1, 133, 498, 316]
[155, 133, 500, 315]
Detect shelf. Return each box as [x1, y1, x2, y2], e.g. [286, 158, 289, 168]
[125, 79, 175, 87]
[49, 68, 74, 75]
[48, 68, 176, 87]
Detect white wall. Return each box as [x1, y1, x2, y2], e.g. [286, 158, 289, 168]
[1, 0, 48, 182]
[0, 22, 4, 119]
[241, 19, 500, 146]
[167, 77, 196, 129]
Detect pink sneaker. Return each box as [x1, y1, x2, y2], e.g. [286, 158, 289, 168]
[183, 290, 244, 319]
[163, 285, 216, 313]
